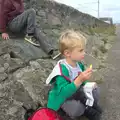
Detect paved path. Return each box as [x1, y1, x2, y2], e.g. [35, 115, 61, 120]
[101, 26, 120, 120]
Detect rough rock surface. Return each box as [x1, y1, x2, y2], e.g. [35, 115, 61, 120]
[0, 0, 116, 120]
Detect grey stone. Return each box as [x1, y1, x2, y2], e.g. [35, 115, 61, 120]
[7, 106, 18, 115]
[0, 73, 8, 82]
[48, 14, 61, 26]
[29, 61, 40, 69]
[7, 58, 24, 73]
[37, 10, 46, 17]
[105, 43, 112, 50]
[94, 37, 104, 47]
[4, 63, 10, 70]
[13, 67, 47, 106]
[0, 67, 5, 73]
[51, 9, 56, 15]
[92, 46, 106, 59]
[43, 29, 53, 36]
[52, 29, 61, 37]
[3, 54, 11, 61]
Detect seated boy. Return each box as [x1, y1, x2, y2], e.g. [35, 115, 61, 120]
[46, 30, 102, 120]
[0, 0, 54, 56]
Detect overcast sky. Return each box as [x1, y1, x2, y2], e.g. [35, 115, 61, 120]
[55, 0, 120, 23]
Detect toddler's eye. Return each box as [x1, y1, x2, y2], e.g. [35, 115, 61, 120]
[79, 49, 84, 52]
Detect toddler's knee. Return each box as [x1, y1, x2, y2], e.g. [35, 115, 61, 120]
[93, 87, 100, 102]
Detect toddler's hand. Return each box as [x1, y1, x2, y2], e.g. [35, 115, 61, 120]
[78, 68, 92, 82]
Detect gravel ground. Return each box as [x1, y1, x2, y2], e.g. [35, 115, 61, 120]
[100, 26, 120, 120]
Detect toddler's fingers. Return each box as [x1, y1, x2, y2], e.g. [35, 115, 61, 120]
[85, 68, 92, 73]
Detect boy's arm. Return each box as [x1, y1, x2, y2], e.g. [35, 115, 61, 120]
[0, 0, 7, 33]
[9, 1, 24, 17]
[56, 76, 78, 99]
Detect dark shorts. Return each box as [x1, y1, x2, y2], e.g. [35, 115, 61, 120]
[61, 87, 100, 117]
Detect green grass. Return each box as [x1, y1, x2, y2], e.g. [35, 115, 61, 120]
[99, 45, 107, 53]
[90, 25, 116, 35]
[101, 38, 108, 44]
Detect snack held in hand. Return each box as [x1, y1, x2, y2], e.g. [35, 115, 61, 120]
[90, 64, 92, 69]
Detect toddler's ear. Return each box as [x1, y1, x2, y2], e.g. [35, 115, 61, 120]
[64, 49, 71, 57]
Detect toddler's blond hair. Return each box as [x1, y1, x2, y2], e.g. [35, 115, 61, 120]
[59, 29, 86, 54]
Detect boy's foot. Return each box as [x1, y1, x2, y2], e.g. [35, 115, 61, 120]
[84, 106, 101, 120]
[24, 35, 40, 47]
[93, 103, 103, 114]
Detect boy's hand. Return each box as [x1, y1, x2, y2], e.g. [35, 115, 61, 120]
[2, 33, 9, 40]
[74, 68, 92, 87]
[78, 68, 92, 82]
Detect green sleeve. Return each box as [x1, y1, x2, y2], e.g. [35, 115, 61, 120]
[55, 75, 77, 99]
[79, 62, 85, 71]
[55, 64, 77, 99]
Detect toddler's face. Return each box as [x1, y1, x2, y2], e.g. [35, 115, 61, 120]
[70, 47, 85, 62]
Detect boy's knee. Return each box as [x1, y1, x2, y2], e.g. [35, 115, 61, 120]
[94, 87, 100, 95]
[61, 100, 85, 117]
[93, 87, 100, 102]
